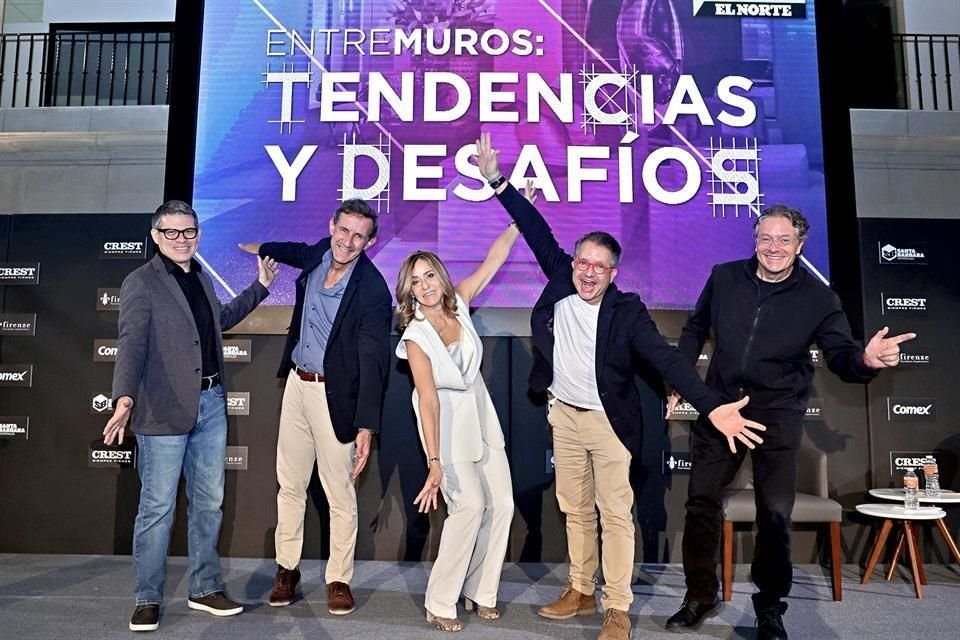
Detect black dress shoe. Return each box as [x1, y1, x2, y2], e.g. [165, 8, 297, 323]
[665, 598, 720, 630]
[756, 602, 788, 640]
[129, 604, 160, 632]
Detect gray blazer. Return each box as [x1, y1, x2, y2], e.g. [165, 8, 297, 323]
[112, 254, 269, 435]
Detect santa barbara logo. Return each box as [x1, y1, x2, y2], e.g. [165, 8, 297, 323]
[662, 452, 693, 474]
[878, 242, 927, 265]
[886, 397, 936, 421]
[222, 340, 252, 363]
[93, 339, 118, 362]
[881, 293, 927, 315]
[0, 417, 29, 440]
[889, 451, 937, 474]
[226, 392, 250, 416]
[96, 288, 121, 311]
[693, 0, 804, 18]
[225, 446, 249, 471]
[0, 262, 40, 285]
[100, 239, 147, 259]
[0, 365, 33, 387]
[91, 393, 114, 414]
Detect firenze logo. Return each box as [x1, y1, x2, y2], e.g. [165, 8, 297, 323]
[88, 439, 137, 469]
[93, 339, 118, 362]
[0, 364, 33, 387]
[226, 392, 250, 416]
[889, 451, 937, 474]
[96, 288, 121, 311]
[878, 242, 927, 265]
[0, 313, 37, 336]
[100, 239, 147, 259]
[805, 398, 824, 421]
[91, 393, 114, 414]
[899, 351, 931, 366]
[693, 0, 805, 18]
[222, 340, 252, 363]
[0, 262, 40, 285]
[886, 397, 936, 421]
[670, 400, 699, 421]
[662, 451, 693, 474]
[881, 293, 927, 315]
[225, 446, 249, 471]
[0, 416, 29, 440]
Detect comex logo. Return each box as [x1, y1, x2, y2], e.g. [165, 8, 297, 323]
[0, 371, 27, 382]
[886, 397, 936, 421]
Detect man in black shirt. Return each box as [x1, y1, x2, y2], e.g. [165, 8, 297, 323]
[665, 205, 914, 640]
[103, 200, 278, 632]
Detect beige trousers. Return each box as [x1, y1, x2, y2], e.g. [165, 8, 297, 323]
[425, 444, 514, 619]
[549, 401, 635, 612]
[275, 371, 357, 584]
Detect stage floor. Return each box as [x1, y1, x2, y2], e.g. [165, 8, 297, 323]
[1, 555, 958, 638]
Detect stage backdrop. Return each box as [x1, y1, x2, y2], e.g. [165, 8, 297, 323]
[191, 0, 831, 309]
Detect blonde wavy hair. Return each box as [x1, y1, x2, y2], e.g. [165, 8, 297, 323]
[395, 250, 458, 331]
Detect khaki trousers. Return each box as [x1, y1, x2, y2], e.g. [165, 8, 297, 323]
[275, 371, 357, 584]
[549, 401, 634, 612]
[425, 444, 514, 619]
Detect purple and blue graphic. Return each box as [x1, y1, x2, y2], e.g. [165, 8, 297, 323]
[193, 0, 829, 308]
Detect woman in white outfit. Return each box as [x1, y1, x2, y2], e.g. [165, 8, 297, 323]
[395, 192, 531, 631]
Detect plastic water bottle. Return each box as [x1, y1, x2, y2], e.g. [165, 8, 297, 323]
[903, 468, 920, 511]
[924, 462, 941, 498]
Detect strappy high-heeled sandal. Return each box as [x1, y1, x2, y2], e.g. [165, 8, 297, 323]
[426, 610, 464, 632]
[464, 597, 500, 620]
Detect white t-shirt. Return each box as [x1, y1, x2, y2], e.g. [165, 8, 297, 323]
[549, 294, 603, 410]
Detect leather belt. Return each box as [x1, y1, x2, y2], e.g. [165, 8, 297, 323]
[294, 366, 325, 382]
[556, 398, 591, 412]
[200, 372, 220, 391]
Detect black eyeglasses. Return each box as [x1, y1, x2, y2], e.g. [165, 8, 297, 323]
[155, 227, 198, 240]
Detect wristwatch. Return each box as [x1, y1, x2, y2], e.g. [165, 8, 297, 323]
[488, 174, 507, 190]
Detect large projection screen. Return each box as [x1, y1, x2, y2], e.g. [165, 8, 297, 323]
[191, 0, 829, 309]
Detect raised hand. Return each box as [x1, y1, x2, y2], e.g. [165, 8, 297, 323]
[475, 131, 501, 181]
[257, 256, 280, 287]
[706, 396, 766, 454]
[523, 178, 538, 204]
[862, 326, 917, 369]
[237, 242, 261, 255]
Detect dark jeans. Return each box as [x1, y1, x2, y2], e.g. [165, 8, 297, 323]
[681, 416, 803, 608]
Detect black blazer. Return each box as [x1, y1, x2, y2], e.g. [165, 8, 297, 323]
[260, 239, 392, 443]
[495, 184, 724, 452]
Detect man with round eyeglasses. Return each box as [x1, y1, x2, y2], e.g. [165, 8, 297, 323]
[665, 205, 915, 640]
[477, 133, 766, 640]
[103, 199, 279, 632]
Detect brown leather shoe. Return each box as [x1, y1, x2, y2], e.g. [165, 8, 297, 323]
[598, 609, 631, 640]
[269, 565, 300, 607]
[537, 584, 596, 620]
[327, 581, 355, 615]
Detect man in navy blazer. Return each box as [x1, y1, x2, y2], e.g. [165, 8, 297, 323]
[477, 133, 765, 640]
[240, 199, 392, 615]
[104, 200, 277, 632]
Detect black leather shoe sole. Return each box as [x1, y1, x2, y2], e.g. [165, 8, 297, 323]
[665, 601, 721, 631]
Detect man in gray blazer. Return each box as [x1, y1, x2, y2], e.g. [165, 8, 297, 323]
[102, 200, 278, 632]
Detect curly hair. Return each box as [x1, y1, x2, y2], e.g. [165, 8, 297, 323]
[395, 251, 458, 331]
[753, 204, 810, 244]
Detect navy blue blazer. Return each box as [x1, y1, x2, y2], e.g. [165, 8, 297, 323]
[495, 184, 724, 452]
[260, 239, 392, 443]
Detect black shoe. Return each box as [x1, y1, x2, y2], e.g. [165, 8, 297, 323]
[665, 597, 720, 630]
[755, 602, 788, 640]
[129, 604, 160, 632]
[187, 592, 244, 617]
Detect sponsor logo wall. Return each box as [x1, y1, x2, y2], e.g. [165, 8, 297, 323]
[88, 439, 137, 468]
[93, 339, 118, 362]
[96, 288, 121, 311]
[0, 313, 37, 336]
[0, 364, 33, 387]
[662, 451, 693, 474]
[0, 262, 40, 285]
[100, 239, 147, 259]
[0, 417, 29, 439]
[225, 446, 249, 471]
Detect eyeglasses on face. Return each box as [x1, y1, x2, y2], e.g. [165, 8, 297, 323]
[155, 227, 199, 240]
[573, 258, 612, 274]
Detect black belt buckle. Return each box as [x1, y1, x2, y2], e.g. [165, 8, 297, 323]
[559, 398, 589, 412]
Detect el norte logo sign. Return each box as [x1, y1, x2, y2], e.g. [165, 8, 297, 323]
[694, 0, 805, 18]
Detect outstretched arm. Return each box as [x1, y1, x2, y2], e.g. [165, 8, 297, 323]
[455, 181, 534, 305]
[475, 132, 571, 278]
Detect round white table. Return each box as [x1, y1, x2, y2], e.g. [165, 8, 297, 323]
[856, 503, 959, 598]
[868, 487, 960, 504]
